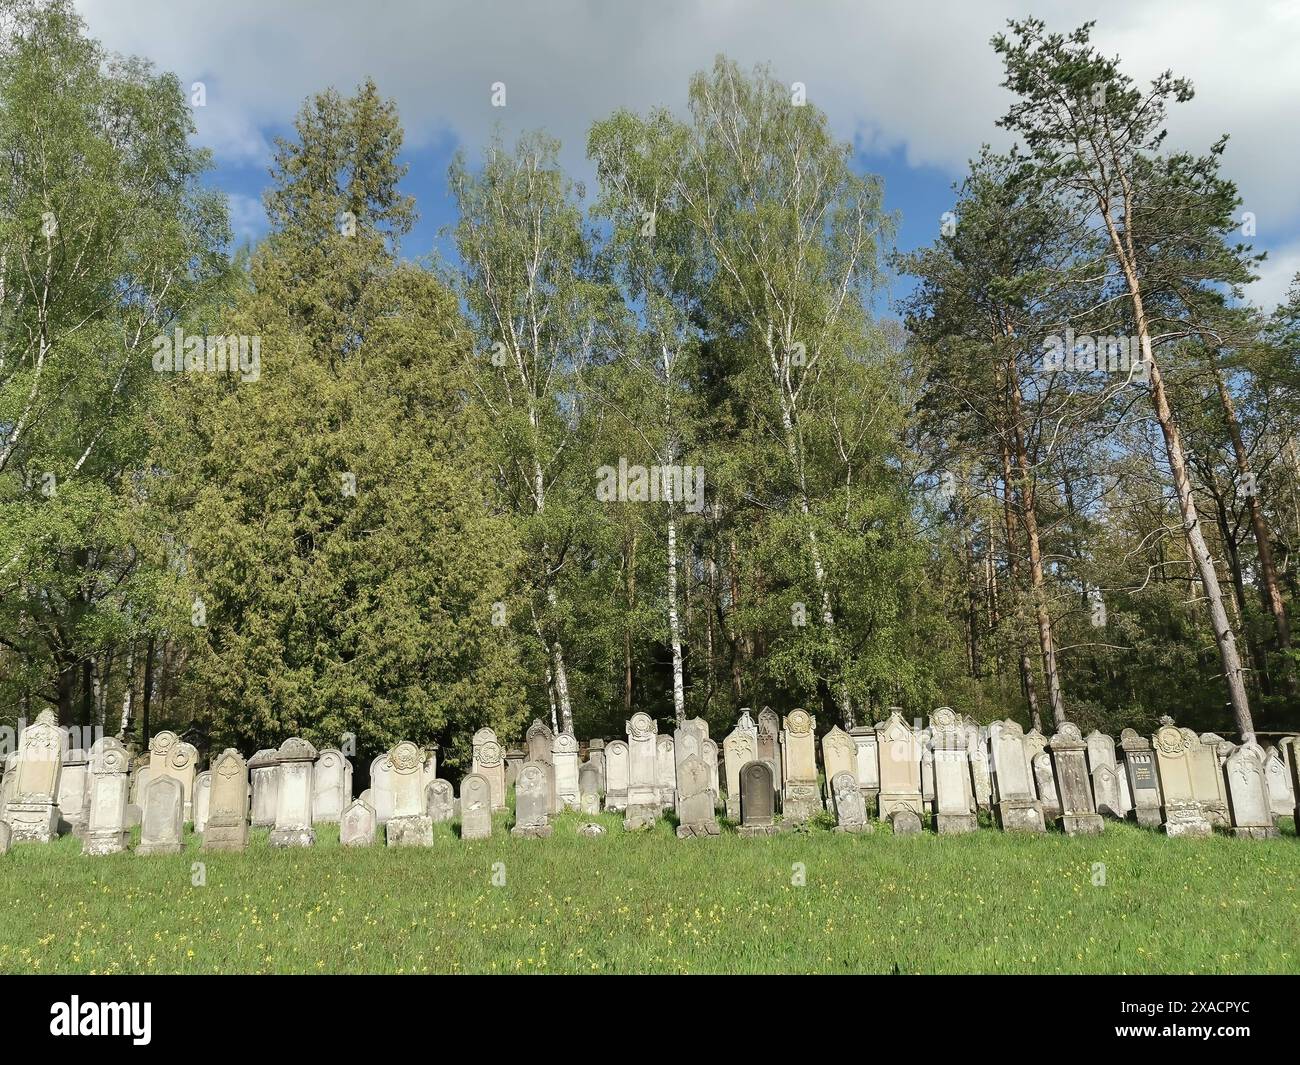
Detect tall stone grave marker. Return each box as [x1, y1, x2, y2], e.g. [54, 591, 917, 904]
[248, 749, 280, 828]
[821, 726, 857, 807]
[781, 709, 822, 822]
[1152, 719, 1212, 838]
[604, 740, 629, 812]
[624, 713, 660, 829]
[269, 737, 317, 848]
[738, 761, 778, 835]
[425, 778, 455, 823]
[57, 747, 89, 836]
[312, 748, 350, 823]
[512, 761, 553, 838]
[1048, 722, 1104, 835]
[989, 721, 1045, 833]
[7, 709, 65, 842]
[459, 773, 493, 840]
[386, 740, 433, 847]
[578, 761, 601, 814]
[193, 771, 212, 834]
[1263, 746, 1294, 818]
[656, 734, 676, 810]
[1085, 731, 1123, 818]
[553, 731, 580, 810]
[472, 728, 508, 810]
[1118, 729, 1162, 827]
[368, 754, 395, 824]
[931, 708, 976, 834]
[137, 776, 184, 855]
[674, 755, 720, 838]
[82, 737, 130, 856]
[1224, 742, 1278, 838]
[850, 726, 880, 808]
[756, 707, 783, 789]
[202, 748, 249, 852]
[831, 771, 870, 833]
[723, 715, 759, 819]
[875, 710, 923, 834]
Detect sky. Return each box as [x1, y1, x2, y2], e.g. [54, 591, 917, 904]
[75, 0, 1300, 313]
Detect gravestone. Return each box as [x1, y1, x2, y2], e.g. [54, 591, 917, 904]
[578, 761, 601, 815]
[248, 749, 280, 828]
[340, 798, 376, 847]
[968, 735, 992, 812]
[1085, 731, 1123, 818]
[425, 778, 455, 823]
[821, 726, 857, 807]
[1189, 731, 1230, 827]
[1031, 753, 1060, 822]
[1048, 722, 1104, 836]
[0, 753, 19, 826]
[674, 720, 707, 807]
[1263, 746, 1294, 818]
[386, 740, 433, 847]
[674, 755, 720, 838]
[930, 708, 975, 833]
[875, 710, 923, 833]
[1224, 742, 1278, 838]
[0, 821, 10, 855]
[1116, 756, 1133, 818]
[368, 754, 395, 825]
[312, 748, 350, 823]
[1287, 736, 1300, 826]
[781, 709, 822, 822]
[512, 761, 553, 838]
[1152, 719, 1212, 838]
[656, 734, 677, 810]
[202, 748, 249, 853]
[136, 776, 184, 856]
[830, 771, 870, 833]
[989, 720, 1045, 833]
[737, 761, 778, 836]
[921, 743, 935, 805]
[553, 731, 580, 811]
[849, 726, 880, 809]
[6, 709, 65, 842]
[422, 746, 438, 786]
[756, 707, 783, 791]
[586, 739, 607, 792]
[1118, 729, 1163, 827]
[526, 720, 559, 814]
[624, 713, 660, 829]
[472, 728, 508, 810]
[268, 737, 317, 848]
[505, 748, 525, 790]
[604, 740, 630, 812]
[57, 747, 89, 836]
[723, 716, 760, 820]
[82, 737, 130, 856]
[459, 773, 493, 840]
[702, 738, 721, 806]
[192, 771, 211, 834]
[149, 731, 198, 822]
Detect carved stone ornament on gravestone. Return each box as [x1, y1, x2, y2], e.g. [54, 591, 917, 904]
[1152, 719, 1212, 839]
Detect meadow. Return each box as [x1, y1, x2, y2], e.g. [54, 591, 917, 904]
[1, 807, 1296, 975]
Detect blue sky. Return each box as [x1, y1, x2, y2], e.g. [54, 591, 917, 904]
[78, 0, 1300, 313]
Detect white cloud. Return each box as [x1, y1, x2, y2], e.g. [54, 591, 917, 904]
[224, 192, 267, 247]
[75, 0, 1300, 224]
[1246, 242, 1300, 312]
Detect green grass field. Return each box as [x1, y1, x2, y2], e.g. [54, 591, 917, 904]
[2, 808, 1297, 974]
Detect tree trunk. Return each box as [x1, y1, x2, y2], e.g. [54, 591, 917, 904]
[999, 436, 1044, 731]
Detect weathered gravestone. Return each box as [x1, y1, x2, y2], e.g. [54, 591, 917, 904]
[968, 733, 992, 812]
[137, 776, 184, 856]
[604, 740, 629, 812]
[192, 771, 211, 834]
[82, 738, 130, 856]
[422, 747, 438, 787]
[723, 714, 759, 820]
[587, 739, 607, 793]
[57, 747, 89, 836]
[674, 719, 707, 807]
[1048, 722, 1104, 836]
[368, 754, 395, 825]
[553, 731, 581, 811]
[1263, 746, 1294, 819]
[738, 761, 778, 836]
[6, 710, 65, 842]
[202, 748, 249, 853]
[0, 822, 9, 855]
[702, 738, 721, 805]
[1116, 756, 1133, 818]
[512, 761, 553, 838]
[312, 748, 350, 823]
[674, 755, 720, 838]
[756, 707, 783, 791]
[578, 761, 601, 815]
[425, 778, 455, 823]
[931, 708, 976, 835]
[505, 748, 525, 790]
[472, 728, 508, 811]
[149, 731, 199, 823]
[821, 726, 858, 808]
[1286, 737, 1300, 826]
[1152, 719, 1212, 838]
[989, 720, 1045, 833]
[850, 726, 880, 809]
[831, 771, 870, 833]
[248, 748, 280, 828]
[656, 734, 676, 810]
[269, 737, 317, 848]
[459, 773, 493, 840]
[1225, 742, 1278, 839]
[1085, 731, 1123, 818]
[526, 720, 559, 815]
[875, 710, 923, 835]
[0, 753, 19, 827]
[386, 740, 433, 847]
[1195, 732, 1232, 827]
[340, 798, 376, 847]
[781, 709, 823, 822]
[624, 713, 660, 829]
[1031, 753, 1060, 822]
[1119, 729, 1163, 828]
[921, 743, 935, 805]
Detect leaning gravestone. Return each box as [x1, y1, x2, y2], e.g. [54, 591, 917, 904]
[525, 719, 557, 810]
[723, 716, 759, 820]
[578, 761, 601, 814]
[702, 738, 721, 804]
[821, 726, 857, 807]
[149, 731, 198, 823]
[368, 754, 395, 825]
[1119, 729, 1163, 828]
[7, 709, 65, 842]
[674, 755, 720, 838]
[459, 773, 493, 840]
[137, 776, 184, 856]
[83, 737, 131, 856]
[930, 707, 975, 834]
[425, 778, 455, 823]
[989, 721, 1045, 833]
[850, 726, 880, 809]
[1048, 722, 1104, 836]
[656, 734, 677, 810]
[386, 740, 433, 847]
[553, 731, 581, 811]
[587, 738, 607, 792]
[1085, 731, 1123, 818]
[472, 728, 508, 811]
[1031, 753, 1061, 822]
[1190, 731, 1230, 827]
[202, 748, 249, 853]
[1263, 747, 1294, 819]
[192, 771, 212, 834]
[1152, 718, 1212, 838]
[830, 771, 870, 833]
[738, 761, 778, 836]
[756, 707, 783, 791]
[674, 720, 707, 807]
[312, 749, 350, 824]
[875, 710, 923, 834]
[511, 761, 553, 838]
[1224, 742, 1278, 839]
[968, 735, 992, 812]
[269, 737, 317, 848]
[781, 709, 823, 822]
[339, 798, 376, 847]
[604, 740, 629, 812]
[56, 748, 89, 836]
[248, 749, 280, 828]
[624, 712, 660, 829]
